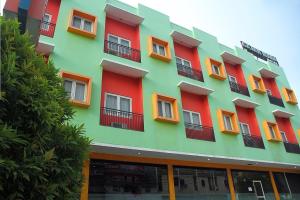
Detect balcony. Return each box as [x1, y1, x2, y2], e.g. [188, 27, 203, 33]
[267, 94, 285, 107]
[229, 81, 250, 97]
[242, 134, 265, 149]
[40, 21, 56, 38]
[283, 142, 300, 154]
[177, 64, 204, 82]
[104, 40, 141, 63]
[185, 123, 215, 142]
[100, 107, 144, 132]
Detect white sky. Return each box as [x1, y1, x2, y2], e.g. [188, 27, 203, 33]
[1, 0, 300, 100]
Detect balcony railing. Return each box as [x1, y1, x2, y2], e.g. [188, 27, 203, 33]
[40, 21, 56, 38]
[104, 40, 141, 62]
[229, 81, 250, 97]
[283, 142, 300, 154]
[242, 134, 265, 149]
[185, 123, 215, 142]
[267, 94, 285, 107]
[100, 107, 144, 132]
[177, 63, 204, 82]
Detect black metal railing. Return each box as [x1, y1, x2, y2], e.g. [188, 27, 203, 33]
[185, 123, 215, 142]
[100, 107, 144, 131]
[283, 142, 300, 154]
[104, 40, 141, 62]
[242, 134, 265, 149]
[229, 81, 250, 97]
[40, 21, 56, 38]
[267, 94, 285, 107]
[177, 63, 204, 82]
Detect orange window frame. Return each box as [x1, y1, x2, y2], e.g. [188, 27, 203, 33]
[262, 120, 282, 142]
[249, 74, 266, 94]
[60, 71, 92, 108]
[148, 36, 172, 62]
[205, 58, 226, 80]
[67, 9, 98, 38]
[282, 87, 298, 105]
[152, 93, 179, 123]
[217, 109, 239, 134]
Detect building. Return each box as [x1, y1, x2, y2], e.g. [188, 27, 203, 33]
[4, 0, 300, 199]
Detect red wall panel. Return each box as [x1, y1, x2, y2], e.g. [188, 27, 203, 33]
[105, 17, 140, 50]
[224, 62, 246, 85]
[236, 106, 261, 136]
[44, 0, 61, 24]
[28, 0, 48, 19]
[4, 0, 19, 13]
[101, 71, 143, 113]
[180, 91, 212, 126]
[174, 42, 201, 70]
[275, 117, 298, 144]
[262, 77, 281, 98]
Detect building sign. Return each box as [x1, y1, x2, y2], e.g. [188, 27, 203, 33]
[241, 41, 279, 65]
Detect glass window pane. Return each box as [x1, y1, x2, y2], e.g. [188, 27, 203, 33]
[212, 65, 220, 75]
[153, 43, 158, 53]
[74, 82, 85, 101]
[120, 97, 130, 112]
[106, 94, 118, 110]
[224, 115, 232, 130]
[83, 20, 92, 32]
[72, 16, 82, 28]
[63, 80, 72, 98]
[176, 57, 182, 64]
[183, 60, 191, 68]
[192, 113, 200, 125]
[164, 102, 172, 118]
[120, 39, 130, 47]
[268, 125, 276, 138]
[183, 111, 191, 124]
[254, 80, 260, 89]
[108, 35, 118, 43]
[158, 45, 165, 56]
[158, 101, 163, 117]
[280, 132, 288, 143]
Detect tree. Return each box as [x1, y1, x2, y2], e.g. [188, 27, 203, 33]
[0, 17, 90, 200]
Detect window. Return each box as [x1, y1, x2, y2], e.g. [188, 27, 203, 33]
[183, 110, 201, 129]
[148, 36, 171, 62]
[105, 93, 132, 117]
[152, 93, 179, 123]
[240, 123, 250, 135]
[67, 9, 97, 38]
[60, 71, 92, 108]
[266, 89, 272, 96]
[280, 131, 288, 143]
[263, 120, 282, 142]
[217, 109, 239, 134]
[176, 57, 192, 73]
[41, 13, 52, 30]
[206, 58, 226, 80]
[282, 88, 298, 105]
[249, 75, 266, 94]
[228, 75, 237, 83]
[108, 34, 131, 55]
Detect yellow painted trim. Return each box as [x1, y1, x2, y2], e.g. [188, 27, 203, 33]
[262, 120, 282, 142]
[80, 160, 90, 200]
[168, 165, 176, 200]
[152, 93, 179, 123]
[282, 87, 298, 105]
[205, 57, 227, 80]
[89, 152, 300, 173]
[227, 168, 236, 200]
[67, 9, 97, 39]
[249, 74, 266, 94]
[269, 171, 280, 200]
[217, 109, 240, 134]
[148, 36, 172, 62]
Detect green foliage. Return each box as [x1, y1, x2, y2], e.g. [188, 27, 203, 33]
[0, 17, 90, 199]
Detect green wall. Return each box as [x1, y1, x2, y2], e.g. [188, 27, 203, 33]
[40, 0, 300, 165]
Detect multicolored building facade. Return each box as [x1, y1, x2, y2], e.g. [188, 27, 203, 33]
[4, 0, 300, 199]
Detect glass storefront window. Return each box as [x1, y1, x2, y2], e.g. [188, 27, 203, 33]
[232, 170, 276, 200]
[274, 172, 300, 200]
[88, 159, 169, 200]
[173, 166, 231, 200]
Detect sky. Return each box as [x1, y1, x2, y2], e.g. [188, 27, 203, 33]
[1, 0, 300, 100]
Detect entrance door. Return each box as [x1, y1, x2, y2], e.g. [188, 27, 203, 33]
[253, 180, 266, 200]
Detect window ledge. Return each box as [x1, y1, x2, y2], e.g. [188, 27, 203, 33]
[209, 73, 227, 81]
[149, 52, 171, 62]
[221, 129, 239, 135]
[67, 26, 96, 38]
[154, 116, 179, 124]
[69, 99, 91, 108]
[253, 88, 266, 94]
[267, 138, 282, 142]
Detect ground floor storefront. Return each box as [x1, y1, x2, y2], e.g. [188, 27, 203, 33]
[80, 153, 300, 200]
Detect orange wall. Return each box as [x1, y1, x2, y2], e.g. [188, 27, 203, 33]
[236, 106, 261, 136]
[174, 42, 201, 70]
[275, 117, 298, 144]
[43, 0, 61, 24]
[224, 62, 246, 85]
[180, 91, 212, 126]
[104, 17, 140, 50]
[262, 77, 281, 98]
[101, 71, 143, 113]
